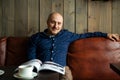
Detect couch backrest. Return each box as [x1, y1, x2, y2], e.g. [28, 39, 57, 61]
[5, 37, 29, 66]
[67, 37, 120, 80]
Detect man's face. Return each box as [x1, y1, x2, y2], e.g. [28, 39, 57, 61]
[47, 13, 63, 35]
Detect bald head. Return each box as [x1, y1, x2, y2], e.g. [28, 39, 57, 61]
[46, 12, 63, 35]
[47, 12, 63, 23]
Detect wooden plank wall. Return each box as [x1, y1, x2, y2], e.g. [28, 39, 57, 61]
[0, 0, 120, 37]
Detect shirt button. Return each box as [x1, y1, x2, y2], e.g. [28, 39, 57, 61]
[51, 57, 53, 61]
[52, 38, 55, 40]
[51, 50, 54, 53]
[52, 44, 54, 46]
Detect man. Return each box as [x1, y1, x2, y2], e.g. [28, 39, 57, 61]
[27, 12, 119, 80]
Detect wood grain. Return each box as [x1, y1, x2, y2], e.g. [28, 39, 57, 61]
[0, 0, 120, 37]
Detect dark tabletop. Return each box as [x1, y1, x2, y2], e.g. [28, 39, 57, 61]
[0, 66, 17, 80]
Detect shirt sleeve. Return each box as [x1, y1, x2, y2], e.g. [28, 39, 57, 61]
[27, 33, 40, 60]
[78, 32, 107, 38]
[68, 31, 107, 42]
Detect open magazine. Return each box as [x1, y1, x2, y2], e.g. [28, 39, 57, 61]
[18, 59, 65, 75]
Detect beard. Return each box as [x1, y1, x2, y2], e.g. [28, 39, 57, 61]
[48, 27, 61, 35]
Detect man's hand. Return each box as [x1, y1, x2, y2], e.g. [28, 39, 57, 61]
[107, 33, 120, 41]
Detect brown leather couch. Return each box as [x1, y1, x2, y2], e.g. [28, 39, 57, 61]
[0, 37, 29, 66]
[0, 37, 120, 80]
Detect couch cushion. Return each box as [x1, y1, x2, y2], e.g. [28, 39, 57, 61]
[5, 37, 29, 66]
[0, 37, 7, 66]
[67, 37, 120, 80]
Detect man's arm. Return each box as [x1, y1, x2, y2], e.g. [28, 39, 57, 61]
[27, 38, 37, 60]
[67, 30, 120, 42]
[27, 34, 39, 60]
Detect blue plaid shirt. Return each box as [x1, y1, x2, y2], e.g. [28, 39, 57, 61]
[27, 29, 107, 66]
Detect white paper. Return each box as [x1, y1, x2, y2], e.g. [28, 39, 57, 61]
[18, 59, 65, 75]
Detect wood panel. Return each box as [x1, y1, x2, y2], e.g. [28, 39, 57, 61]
[0, 0, 2, 36]
[112, 0, 120, 34]
[1, 0, 15, 36]
[14, 0, 28, 36]
[76, 0, 88, 33]
[64, 0, 75, 32]
[28, 0, 39, 36]
[1, 0, 6, 36]
[88, 0, 112, 33]
[52, 0, 64, 15]
[6, 0, 15, 36]
[0, 0, 120, 37]
[40, 0, 52, 32]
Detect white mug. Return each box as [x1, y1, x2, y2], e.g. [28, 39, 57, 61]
[18, 65, 33, 77]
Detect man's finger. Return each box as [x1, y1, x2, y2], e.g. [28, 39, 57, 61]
[112, 34, 119, 41]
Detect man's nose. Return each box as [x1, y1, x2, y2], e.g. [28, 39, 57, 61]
[54, 23, 58, 27]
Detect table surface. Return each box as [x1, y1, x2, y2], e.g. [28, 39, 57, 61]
[0, 66, 16, 80]
[0, 66, 60, 80]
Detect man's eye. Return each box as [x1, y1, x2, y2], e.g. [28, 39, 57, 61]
[50, 21, 55, 24]
[58, 23, 61, 25]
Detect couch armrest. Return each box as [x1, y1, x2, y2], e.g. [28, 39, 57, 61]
[67, 37, 120, 80]
[0, 37, 7, 66]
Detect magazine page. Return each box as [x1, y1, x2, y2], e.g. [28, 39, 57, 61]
[21, 59, 42, 72]
[40, 61, 65, 75]
[15, 59, 65, 74]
